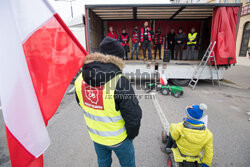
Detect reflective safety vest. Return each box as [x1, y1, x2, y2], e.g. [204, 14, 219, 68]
[187, 32, 197, 45]
[140, 27, 152, 42]
[132, 31, 139, 43]
[75, 73, 127, 146]
[154, 33, 163, 45]
[120, 34, 129, 46]
[107, 31, 118, 40]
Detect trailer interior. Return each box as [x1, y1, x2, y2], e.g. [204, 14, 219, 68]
[85, 3, 241, 63]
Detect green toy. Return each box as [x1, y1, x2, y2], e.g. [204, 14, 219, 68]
[160, 85, 184, 98]
[145, 77, 184, 98]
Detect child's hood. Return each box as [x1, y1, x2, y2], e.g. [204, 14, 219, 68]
[182, 123, 209, 145]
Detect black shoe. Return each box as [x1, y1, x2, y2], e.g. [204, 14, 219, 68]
[160, 146, 167, 154]
[161, 146, 172, 154]
[166, 148, 172, 154]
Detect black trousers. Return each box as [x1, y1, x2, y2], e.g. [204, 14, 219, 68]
[154, 44, 162, 59]
[124, 52, 128, 60]
[175, 44, 184, 60]
[169, 45, 175, 60]
[142, 41, 152, 60]
[123, 45, 129, 60]
[166, 134, 177, 148]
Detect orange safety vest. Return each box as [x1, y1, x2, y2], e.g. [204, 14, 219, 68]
[120, 34, 129, 46]
[154, 33, 163, 45]
[140, 27, 152, 42]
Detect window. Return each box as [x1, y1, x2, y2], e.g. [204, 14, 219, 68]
[235, 0, 241, 3]
[224, 0, 229, 3]
[239, 22, 250, 57]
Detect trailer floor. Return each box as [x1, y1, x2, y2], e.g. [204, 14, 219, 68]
[124, 60, 200, 65]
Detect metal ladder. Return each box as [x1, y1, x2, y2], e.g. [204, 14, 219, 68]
[188, 41, 221, 90]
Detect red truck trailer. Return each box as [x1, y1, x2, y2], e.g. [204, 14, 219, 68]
[84, 3, 241, 86]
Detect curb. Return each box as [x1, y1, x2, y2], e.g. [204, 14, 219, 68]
[220, 81, 248, 90]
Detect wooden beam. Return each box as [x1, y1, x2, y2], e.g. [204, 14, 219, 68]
[92, 9, 132, 12]
[99, 16, 133, 18]
[184, 6, 213, 9]
[137, 16, 171, 19]
[95, 11, 132, 14]
[177, 14, 212, 16]
[182, 8, 213, 12]
[98, 14, 133, 16]
[137, 13, 172, 16]
[137, 7, 180, 9]
[175, 16, 208, 19]
[137, 9, 179, 12]
[102, 18, 133, 20]
[137, 11, 176, 14]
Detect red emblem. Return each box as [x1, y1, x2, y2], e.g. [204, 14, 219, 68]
[82, 82, 104, 110]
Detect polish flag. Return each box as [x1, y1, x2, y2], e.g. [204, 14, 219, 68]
[0, 0, 87, 166]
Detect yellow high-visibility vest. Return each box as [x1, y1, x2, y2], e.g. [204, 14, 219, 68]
[187, 32, 197, 45]
[75, 73, 127, 146]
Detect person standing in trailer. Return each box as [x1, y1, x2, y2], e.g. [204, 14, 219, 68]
[119, 28, 130, 60]
[154, 28, 163, 60]
[131, 26, 140, 60]
[175, 27, 186, 60]
[139, 21, 154, 61]
[186, 27, 198, 60]
[167, 28, 176, 60]
[107, 26, 118, 40]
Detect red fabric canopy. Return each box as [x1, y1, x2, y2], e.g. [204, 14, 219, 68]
[211, 7, 239, 65]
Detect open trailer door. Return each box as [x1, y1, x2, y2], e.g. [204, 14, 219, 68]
[211, 7, 240, 66]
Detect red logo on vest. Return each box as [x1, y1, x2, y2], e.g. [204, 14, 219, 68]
[82, 82, 104, 110]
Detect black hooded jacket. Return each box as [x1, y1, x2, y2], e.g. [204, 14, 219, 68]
[75, 52, 142, 140]
[167, 32, 176, 48]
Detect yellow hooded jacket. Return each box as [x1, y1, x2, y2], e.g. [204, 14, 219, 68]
[169, 121, 213, 166]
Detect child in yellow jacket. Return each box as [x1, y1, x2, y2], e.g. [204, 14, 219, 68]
[162, 103, 213, 167]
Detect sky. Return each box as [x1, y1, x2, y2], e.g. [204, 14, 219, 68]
[48, 0, 171, 22]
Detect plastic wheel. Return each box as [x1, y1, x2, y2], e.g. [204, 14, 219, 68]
[174, 92, 180, 98]
[180, 90, 184, 96]
[168, 157, 172, 167]
[161, 130, 168, 143]
[167, 154, 179, 167]
[161, 88, 170, 95]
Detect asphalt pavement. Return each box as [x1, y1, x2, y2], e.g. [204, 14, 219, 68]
[223, 65, 250, 89]
[0, 80, 250, 167]
[156, 81, 250, 167]
[42, 86, 167, 167]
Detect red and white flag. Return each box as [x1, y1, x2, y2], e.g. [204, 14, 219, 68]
[0, 0, 87, 166]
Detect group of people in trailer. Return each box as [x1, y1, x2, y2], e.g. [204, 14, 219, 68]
[107, 21, 198, 61]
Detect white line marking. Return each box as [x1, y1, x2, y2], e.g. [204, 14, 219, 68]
[150, 92, 170, 132]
